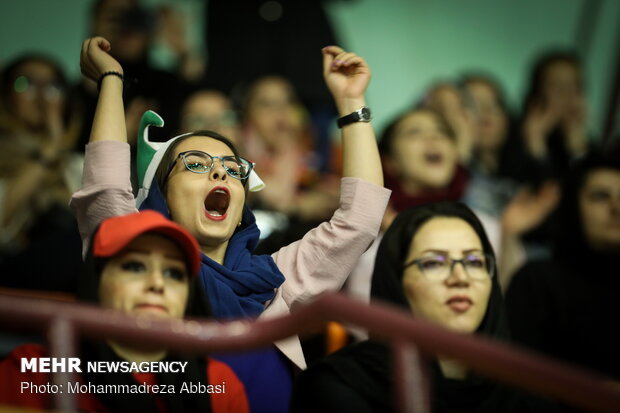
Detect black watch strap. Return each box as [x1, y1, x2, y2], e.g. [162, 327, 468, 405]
[337, 106, 372, 128]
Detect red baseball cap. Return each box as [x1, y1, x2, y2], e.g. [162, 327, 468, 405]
[93, 210, 202, 276]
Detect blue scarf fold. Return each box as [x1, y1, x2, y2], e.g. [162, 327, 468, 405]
[139, 180, 285, 318]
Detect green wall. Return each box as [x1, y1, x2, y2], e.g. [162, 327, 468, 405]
[1, 0, 618, 136]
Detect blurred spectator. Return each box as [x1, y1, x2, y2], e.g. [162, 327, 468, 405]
[0, 54, 83, 292]
[179, 89, 241, 146]
[459, 74, 522, 218]
[422, 82, 475, 164]
[495, 50, 590, 273]
[203, 0, 342, 172]
[239, 75, 340, 247]
[505, 146, 620, 412]
[70, 0, 191, 155]
[520, 50, 589, 182]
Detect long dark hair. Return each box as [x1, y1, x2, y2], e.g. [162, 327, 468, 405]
[553, 146, 620, 263]
[521, 49, 582, 113]
[371, 202, 508, 341]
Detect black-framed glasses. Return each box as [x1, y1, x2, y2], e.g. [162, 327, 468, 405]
[403, 253, 495, 281]
[172, 150, 253, 180]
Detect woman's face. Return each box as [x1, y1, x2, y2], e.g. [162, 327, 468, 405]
[465, 80, 507, 152]
[9, 60, 65, 131]
[99, 234, 190, 318]
[388, 111, 458, 191]
[402, 217, 492, 333]
[245, 77, 302, 147]
[165, 136, 246, 249]
[579, 168, 620, 253]
[541, 60, 582, 117]
[180, 91, 240, 145]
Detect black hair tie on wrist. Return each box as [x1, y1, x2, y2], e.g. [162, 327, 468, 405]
[97, 71, 124, 92]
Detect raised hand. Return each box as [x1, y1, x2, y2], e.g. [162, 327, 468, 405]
[522, 101, 560, 159]
[80, 37, 123, 83]
[322, 46, 370, 113]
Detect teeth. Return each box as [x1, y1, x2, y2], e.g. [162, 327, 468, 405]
[214, 189, 227, 194]
[208, 210, 222, 217]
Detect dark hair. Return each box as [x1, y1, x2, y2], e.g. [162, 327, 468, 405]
[371, 202, 507, 340]
[554, 145, 620, 260]
[378, 107, 456, 158]
[522, 49, 582, 112]
[154, 130, 248, 195]
[459, 72, 510, 115]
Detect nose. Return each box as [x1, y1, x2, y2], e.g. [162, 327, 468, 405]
[445, 260, 470, 285]
[209, 157, 228, 182]
[146, 269, 165, 294]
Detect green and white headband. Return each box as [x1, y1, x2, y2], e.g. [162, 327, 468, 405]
[135, 110, 265, 207]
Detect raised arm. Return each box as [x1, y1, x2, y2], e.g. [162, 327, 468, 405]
[322, 46, 383, 187]
[71, 37, 137, 255]
[80, 37, 127, 143]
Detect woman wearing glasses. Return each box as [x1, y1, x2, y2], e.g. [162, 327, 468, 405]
[292, 202, 557, 413]
[71, 37, 390, 413]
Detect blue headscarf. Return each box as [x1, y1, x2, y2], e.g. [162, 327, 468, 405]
[139, 179, 285, 319]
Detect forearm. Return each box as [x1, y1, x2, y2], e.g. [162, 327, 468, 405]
[2, 163, 46, 226]
[337, 97, 383, 187]
[89, 75, 127, 143]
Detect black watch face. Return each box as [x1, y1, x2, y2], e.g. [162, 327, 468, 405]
[360, 107, 371, 120]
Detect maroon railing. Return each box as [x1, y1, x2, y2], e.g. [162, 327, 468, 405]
[1, 292, 620, 413]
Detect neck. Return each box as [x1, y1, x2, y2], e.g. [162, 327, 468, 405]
[201, 241, 229, 265]
[400, 178, 435, 197]
[108, 341, 166, 363]
[438, 357, 467, 379]
[476, 148, 498, 173]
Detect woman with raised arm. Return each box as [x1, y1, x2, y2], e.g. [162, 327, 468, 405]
[71, 37, 390, 412]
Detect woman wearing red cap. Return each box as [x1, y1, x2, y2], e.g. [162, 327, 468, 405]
[0, 210, 249, 413]
[71, 36, 390, 413]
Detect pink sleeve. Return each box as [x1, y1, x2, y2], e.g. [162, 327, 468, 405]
[69, 140, 138, 256]
[271, 177, 391, 306]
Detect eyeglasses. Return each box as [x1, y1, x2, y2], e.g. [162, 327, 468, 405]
[172, 150, 253, 180]
[13, 75, 64, 100]
[403, 253, 495, 281]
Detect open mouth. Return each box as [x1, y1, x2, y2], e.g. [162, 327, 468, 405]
[424, 152, 444, 164]
[204, 186, 230, 221]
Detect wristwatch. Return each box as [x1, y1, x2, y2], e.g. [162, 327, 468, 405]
[337, 106, 372, 128]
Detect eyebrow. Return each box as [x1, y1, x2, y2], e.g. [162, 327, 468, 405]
[418, 248, 484, 255]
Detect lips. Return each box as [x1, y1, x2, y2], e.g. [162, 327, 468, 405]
[204, 186, 230, 221]
[446, 296, 473, 313]
[134, 303, 168, 314]
[424, 152, 444, 164]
